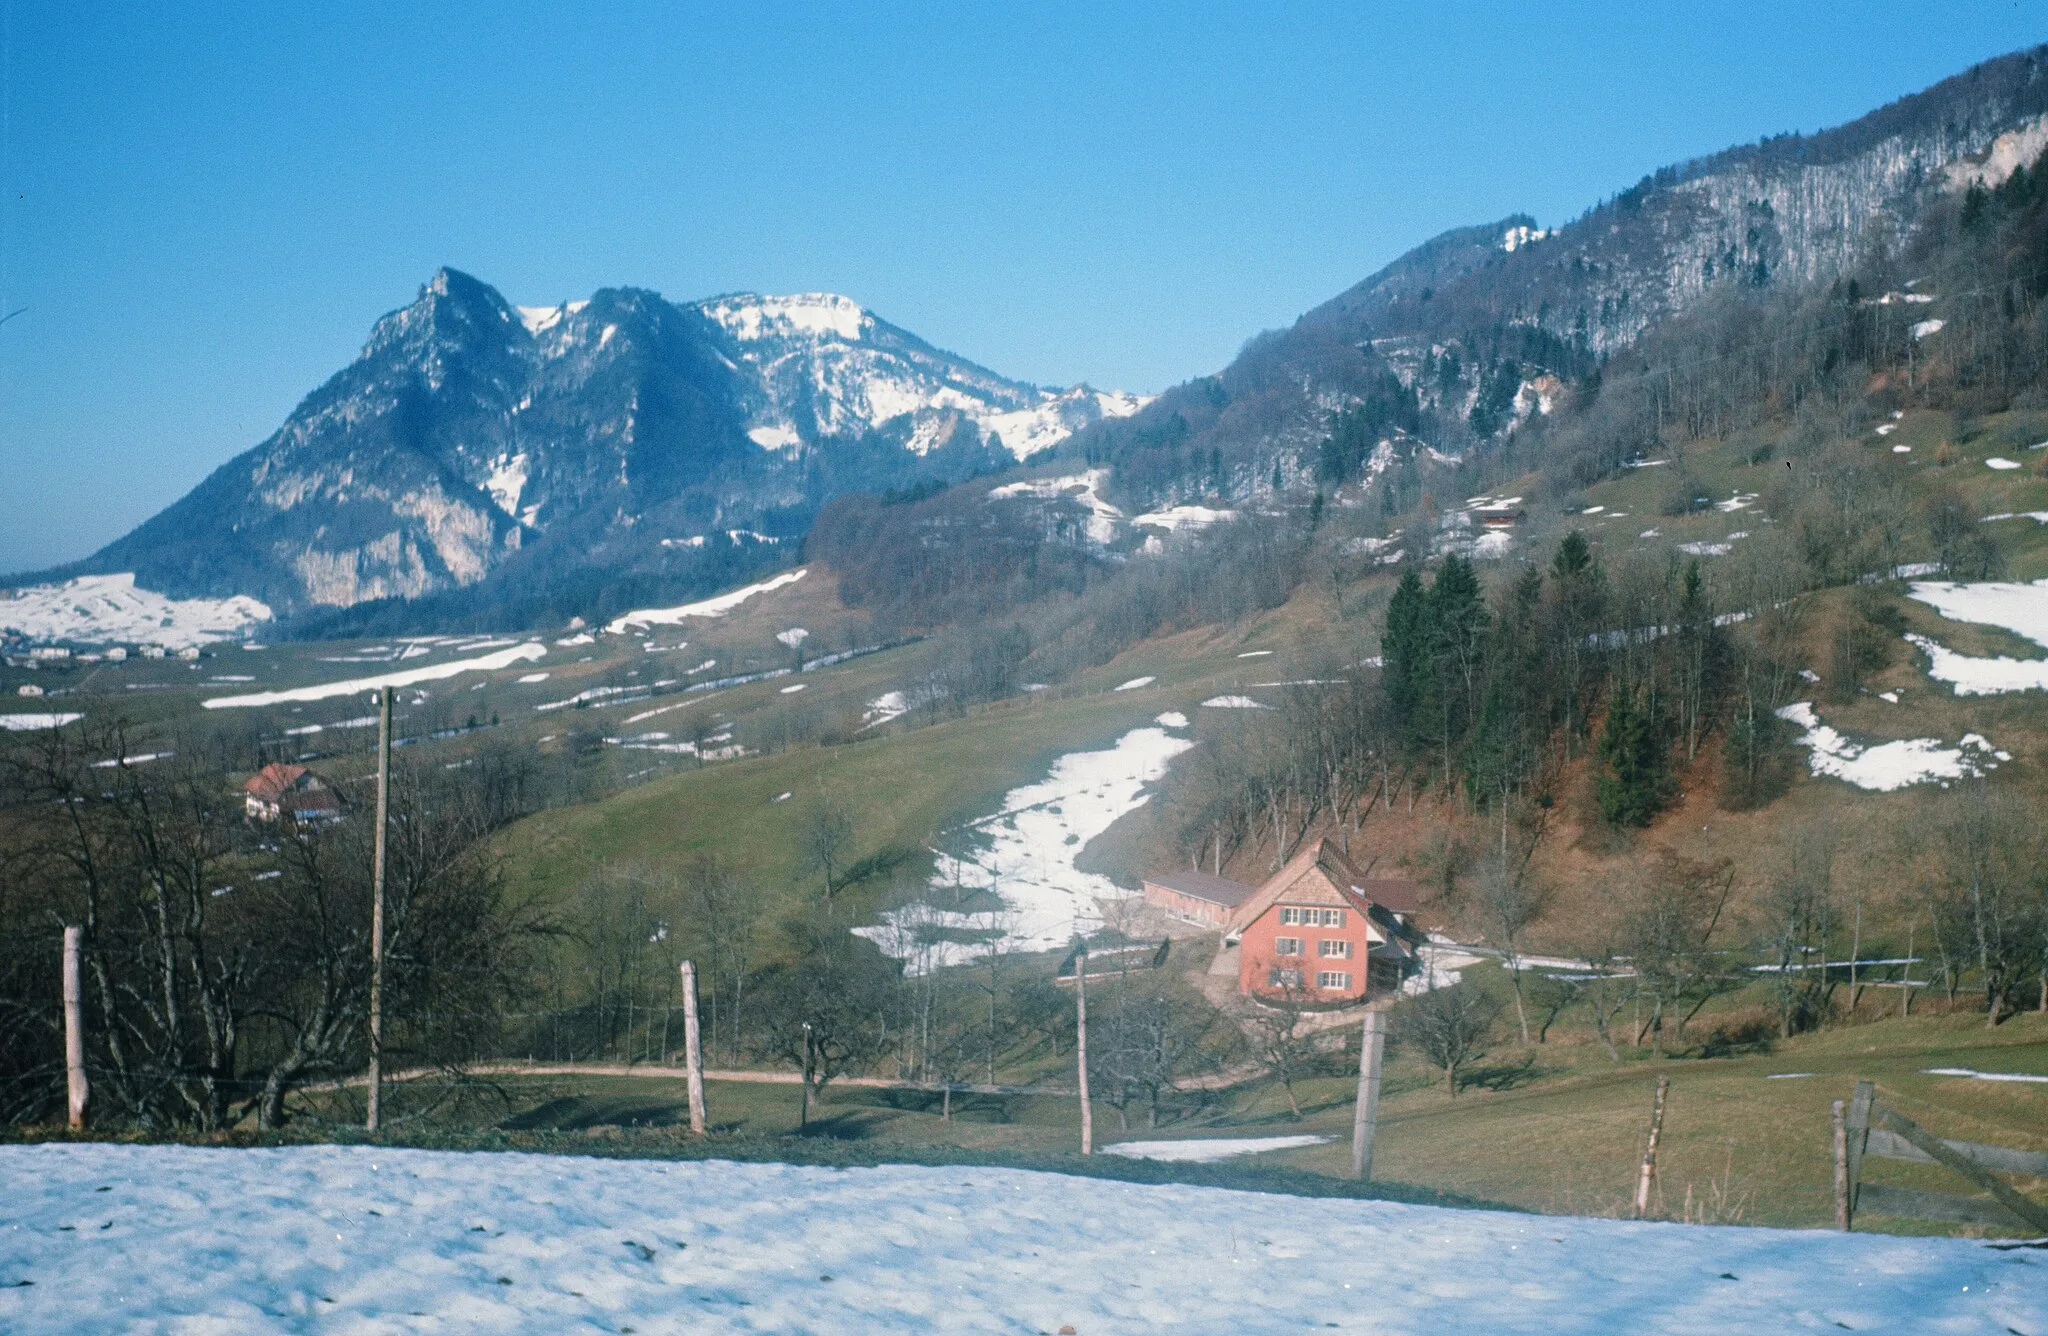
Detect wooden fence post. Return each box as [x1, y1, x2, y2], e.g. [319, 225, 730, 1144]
[1832, 1099, 1850, 1230]
[680, 961, 706, 1135]
[1846, 1079, 1874, 1212]
[1350, 1009, 1385, 1180]
[1634, 1076, 1669, 1219]
[63, 926, 87, 1131]
[1075, 949, 1093, 1155]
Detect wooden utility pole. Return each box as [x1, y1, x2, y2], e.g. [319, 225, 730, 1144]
[62, 926, 88, 1130]
[1075, 949, 1093, 1155]
[680, 961, 706, 1135]
[366, 685, 392, 1133]
[1350, 1009, 1385, 1180]
[1832, 1099, 1851, 1230]
[1634, 1076, 1670, 1218]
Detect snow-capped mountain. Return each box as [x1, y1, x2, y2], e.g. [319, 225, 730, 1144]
[688, 291, 1142, 459]
[22, 273, 1146, 633]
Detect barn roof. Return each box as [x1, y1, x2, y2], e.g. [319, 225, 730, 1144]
[1142, 869, 1256, 908]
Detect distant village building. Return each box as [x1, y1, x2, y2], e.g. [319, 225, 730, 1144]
[17, 683, 44, 697]
[243, 763, 342, 824]
[1224, 839, 1423, 1004]
[28, 647, 71, 661]
[142, 646, 167, 660]
[1141, 868, 1255, 928]
[105, 647, 128, 662]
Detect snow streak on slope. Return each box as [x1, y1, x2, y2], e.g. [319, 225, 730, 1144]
[3, 1145, 2042, 1334]
[0, 573, 272, 649]
[1132, 504, 1237, 531]
[0, 713, 84, 731]
[858, 725, 1194, 971]
[604, 569, 807, 633]
[201, 643, 545, 709]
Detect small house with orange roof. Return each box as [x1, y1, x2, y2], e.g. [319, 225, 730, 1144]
[243, 762, 342, 824]
[1224, 839, 1423, 1003]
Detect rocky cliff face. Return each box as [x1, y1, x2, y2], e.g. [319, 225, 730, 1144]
[1320, 50, 2048, 354]
[65, 273, 1145, 625]
[1066, 46, 2048, 510]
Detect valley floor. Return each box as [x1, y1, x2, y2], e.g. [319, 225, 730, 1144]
[3, 1143, 2042, 1333]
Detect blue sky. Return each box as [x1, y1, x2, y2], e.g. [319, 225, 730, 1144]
[2, 2, 2044, 573]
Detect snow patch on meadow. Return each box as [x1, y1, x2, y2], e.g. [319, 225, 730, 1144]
[1903, 578, 2048, 694]
[862, 690, 909, 729]
[1776, 702, 1998, 790]
[858, 726, 1193, 970]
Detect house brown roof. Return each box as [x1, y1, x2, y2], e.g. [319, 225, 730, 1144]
[1224, 838, 1426, 936]
[244, 762, 308, 800]
[1142, 869, 1256, 908]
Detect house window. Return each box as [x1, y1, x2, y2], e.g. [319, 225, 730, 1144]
[1273, 937, 1302, 956]
[1318, 939, 1352, 958]
[1280, 907, 1304, 925]
[1317, 971, 1353, 991]
[1318, 909, 1346, 927]
[1269, 968, 1303, 989]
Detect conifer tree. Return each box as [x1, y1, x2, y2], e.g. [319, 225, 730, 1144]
[1597, 685, 1675, 827]
[1381, 567, 1428, 740]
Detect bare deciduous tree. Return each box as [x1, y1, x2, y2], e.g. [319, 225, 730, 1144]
[1241, 983, 1322, 1119]
[1470, 846, 1551, 1046]
[1925, 784, 2047, 1025]
[684, 854, 755, 1064]
[1397, 981, 1501, 1096]
[799, 796, 855, 906]
[1622, 855, 1735, 1054]
[1756, 822, 1838, 1037]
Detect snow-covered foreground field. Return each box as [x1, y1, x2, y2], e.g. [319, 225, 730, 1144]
[3, 1146, 2042, 1333]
